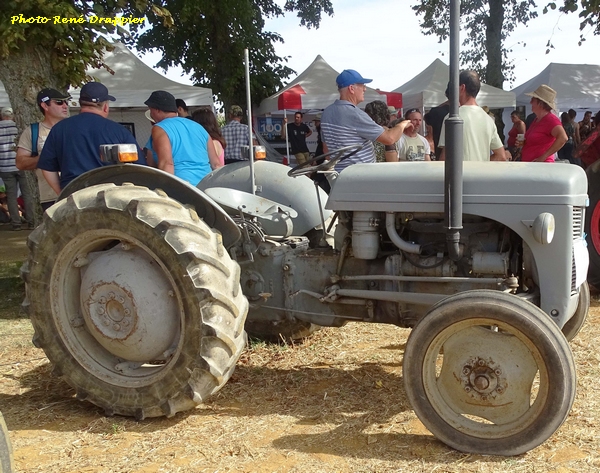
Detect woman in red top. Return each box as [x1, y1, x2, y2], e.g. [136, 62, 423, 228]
[519, 85, 567, 163]
[507, 111, 526, 159]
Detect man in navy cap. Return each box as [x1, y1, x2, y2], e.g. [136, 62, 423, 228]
[38, 82, 144, 193]
[321, 69, 411, 172]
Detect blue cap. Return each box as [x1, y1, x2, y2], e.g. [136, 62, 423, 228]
[336, 69, 373, 89]
[80, 82, 116, 103]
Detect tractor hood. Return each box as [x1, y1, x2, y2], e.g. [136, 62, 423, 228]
[326, 161, 588, 211]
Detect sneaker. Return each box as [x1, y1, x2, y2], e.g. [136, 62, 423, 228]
[12, 225, 22, 231]
[27, 223, 35, 230]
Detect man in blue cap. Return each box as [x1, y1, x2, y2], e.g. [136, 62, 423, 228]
[38, 82, 144, 193]
[321, 69, 411, 172]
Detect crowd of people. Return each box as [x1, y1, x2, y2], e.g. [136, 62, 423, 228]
[3, 71, 600, 229]
[0, 83, 258, 230]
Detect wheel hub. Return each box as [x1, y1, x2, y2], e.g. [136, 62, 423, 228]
[87, 284, 136, 339]
[460, 356, 507, 400]
[79, 246, 180, 362]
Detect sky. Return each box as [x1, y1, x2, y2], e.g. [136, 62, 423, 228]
[137, 0, 600, 93]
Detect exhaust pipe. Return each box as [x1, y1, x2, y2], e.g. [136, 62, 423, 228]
[445, 0, 463, 262]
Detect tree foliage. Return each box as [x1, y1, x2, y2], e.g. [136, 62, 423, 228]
[412, 0, 538, 88]
[547, 1, 600, 42]
[126, 0, 333, 111]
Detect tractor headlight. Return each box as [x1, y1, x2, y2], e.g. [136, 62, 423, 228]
[532, 212, 555, 245]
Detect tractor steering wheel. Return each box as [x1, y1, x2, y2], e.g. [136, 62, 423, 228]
[287, 142, 368, 178]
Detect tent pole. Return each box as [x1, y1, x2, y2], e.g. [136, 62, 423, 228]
[284, 109, 290, 166]
[244, 48, 256, 195]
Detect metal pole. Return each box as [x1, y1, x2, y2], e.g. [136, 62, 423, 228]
[444, 0, 463, 261]
[284, 109, 290, 165]
[244, 48, 256, 195]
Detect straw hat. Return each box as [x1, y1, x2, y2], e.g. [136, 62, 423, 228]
[525, 84, 557, 111]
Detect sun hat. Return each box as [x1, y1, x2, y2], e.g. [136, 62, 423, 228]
[525, 84, 557, 111]
[336, 69, 373, 89]
[144, 109, 155, 124]
[314, 113, 322, 121]
[37, 88, 71, 105]
[80, 82, 116, 103]
[144, 90, 177, 112]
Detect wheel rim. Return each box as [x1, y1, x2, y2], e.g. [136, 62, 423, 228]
[422, 318, 547, 439]
[590, 198, 600, 256]
[51, 229, 184, 388]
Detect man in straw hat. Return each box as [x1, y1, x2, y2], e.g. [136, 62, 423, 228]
[519, 84, 567, 163]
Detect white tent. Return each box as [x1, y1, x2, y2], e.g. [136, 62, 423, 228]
[0, 42, 214, 147]
[393, 59, 516, 111]
[512, 63, 600, 112]
[255, 55, 402, 116]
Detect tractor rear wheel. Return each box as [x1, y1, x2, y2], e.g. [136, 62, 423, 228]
[403, 290, 575, 456]
[0, 411, 13, 473]
[585, 168, 600, 287]
[23, 183, 248, 419]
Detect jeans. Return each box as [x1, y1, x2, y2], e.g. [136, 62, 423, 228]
[0, 171, 34, 227]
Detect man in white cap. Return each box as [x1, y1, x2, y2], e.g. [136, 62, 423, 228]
[38, 82, 144, 193]
[0, 106, 35, 229]
[321, 69, 411, 172]
[520, 84, 567, 163]
[16, 88, 71, 211]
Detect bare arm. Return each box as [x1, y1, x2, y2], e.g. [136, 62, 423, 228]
[152, 126, 175, 175]
[281, 119, 287, 139]
[16, 148, 39, 170]
[574, 122, 581, 146]
[376, 121, 413, 146]
[439, 147, 446, 161]
[533, 125, 568, 162]
[208, 138, 222, 170]
[42, 170, 61, 195]
[490, 147, 507, 161]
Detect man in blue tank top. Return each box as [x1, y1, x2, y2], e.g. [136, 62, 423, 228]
[145, 91, 221, 186]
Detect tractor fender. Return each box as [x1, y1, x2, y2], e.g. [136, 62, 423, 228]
[58, 164, 241, 248]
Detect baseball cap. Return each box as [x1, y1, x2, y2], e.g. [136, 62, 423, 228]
[144, 90, 177, 113]
[336, 69, 373, 89]
[229, 105, 243, 117]
[1, 107, 13, 116]
[80, 82, 115, 103]
[37, 88, 71, 105]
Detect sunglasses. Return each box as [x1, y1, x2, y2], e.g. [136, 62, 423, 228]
[51, 100, 68, 106]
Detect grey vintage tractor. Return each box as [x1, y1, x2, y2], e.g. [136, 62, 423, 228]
[20, 0, 590, 456]
[22, 139, 588, 456]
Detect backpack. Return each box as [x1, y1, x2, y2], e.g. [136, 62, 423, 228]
[30, 122, 39, 157]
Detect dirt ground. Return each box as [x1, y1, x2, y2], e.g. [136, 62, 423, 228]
[1, 225, 599, 472]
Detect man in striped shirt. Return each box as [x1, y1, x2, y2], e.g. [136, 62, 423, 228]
[321, 69, 411, 172]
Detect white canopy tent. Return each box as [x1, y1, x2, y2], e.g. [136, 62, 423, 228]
[512, 62, 600, 113]
[0, 42, 214, 147]
[255, 55, 402, 116]
[393, 59, 516, 111]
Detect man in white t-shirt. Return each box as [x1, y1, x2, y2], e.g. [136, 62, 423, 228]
[394, 108, 431, 161]
[16, 88, 71, 210]
[438, 71, 506, 162]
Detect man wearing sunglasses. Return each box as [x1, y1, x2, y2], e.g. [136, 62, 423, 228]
[37, 82, 144, 194]
[16, 88, 71, 211]
[321, 69, 412, 172]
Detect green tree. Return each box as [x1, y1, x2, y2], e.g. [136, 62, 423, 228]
[412, 0, 539, 88]
[548, 1, 600, 40]
[0, 1, 145, 223]
[127, 0, 333, 112]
